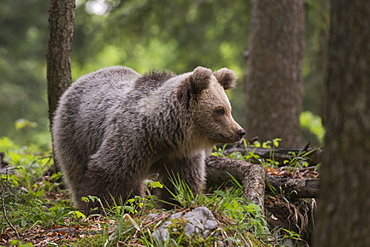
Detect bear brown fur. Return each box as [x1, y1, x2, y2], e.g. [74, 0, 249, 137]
[52, 66, 245, 212]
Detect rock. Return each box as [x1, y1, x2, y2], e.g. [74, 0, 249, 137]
[183, 206, 218, 238]
[153, 207, 218, 243]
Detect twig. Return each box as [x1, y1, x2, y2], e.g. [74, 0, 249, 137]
[29, 155, 53, 170]
[1, 171, 20, 239]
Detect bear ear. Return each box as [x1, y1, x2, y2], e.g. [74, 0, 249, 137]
[213, 68, 237, 90]
[177, 67, 212, 109]
[189, 66, 212, 93]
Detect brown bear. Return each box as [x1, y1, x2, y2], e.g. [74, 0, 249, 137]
[52, 66, 245, 212]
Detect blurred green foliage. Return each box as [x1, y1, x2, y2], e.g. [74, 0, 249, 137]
[0, 0, 49, 146]
[0, 0, 329, 146]
[300, 111, 325, 144]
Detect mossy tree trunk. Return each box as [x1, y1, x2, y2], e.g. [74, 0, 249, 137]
[244, 0, 304, 147]
[314, 0, 370, 246]
[46, 0, 75, 130]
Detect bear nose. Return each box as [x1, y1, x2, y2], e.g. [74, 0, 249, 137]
[238, 129, 246, 137]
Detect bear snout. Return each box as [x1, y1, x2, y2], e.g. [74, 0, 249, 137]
[220, 128, 246, 144]
[238, 129, 246, 137]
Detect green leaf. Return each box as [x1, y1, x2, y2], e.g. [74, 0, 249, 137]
[68, 210, 87, 220]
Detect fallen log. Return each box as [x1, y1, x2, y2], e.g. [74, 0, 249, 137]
[222, 146, 322, 166]
[266, 174, 319, 198]
[205, 155, 320, 202]
[205, 155, 319, 245]
[205, 155, 266, 212]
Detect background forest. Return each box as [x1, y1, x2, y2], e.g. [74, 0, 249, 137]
[0, 0, 328, 148]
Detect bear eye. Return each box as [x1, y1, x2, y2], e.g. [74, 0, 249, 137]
[216, 108, 225, 115]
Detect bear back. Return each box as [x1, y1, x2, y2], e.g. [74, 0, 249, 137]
[134, 70, 176, 95]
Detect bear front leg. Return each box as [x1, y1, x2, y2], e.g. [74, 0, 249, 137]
[74, 148, 147, 214]
[156, 152, 206, 209]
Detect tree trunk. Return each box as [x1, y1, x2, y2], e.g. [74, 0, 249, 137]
[244, 0, 304, 147]
[46, 0, 75, 130]
[314, 0, 370, 246]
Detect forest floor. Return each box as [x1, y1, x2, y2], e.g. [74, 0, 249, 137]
[0, 138, 320, 246]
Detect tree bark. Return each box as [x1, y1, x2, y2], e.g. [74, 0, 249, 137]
[244, 0, 304, 147]
[46, 0, 75, 130]
[314, 0, 370, 246]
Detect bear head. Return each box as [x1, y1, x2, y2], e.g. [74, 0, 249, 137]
[177, 66, 245, 146]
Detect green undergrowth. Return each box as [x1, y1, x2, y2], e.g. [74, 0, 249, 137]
[70, 177, 270, 247]
[0, 137, 75, 230]
[0, 137, 312, 246]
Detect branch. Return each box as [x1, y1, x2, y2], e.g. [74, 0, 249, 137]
[205, 155, 266, 212]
